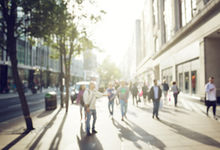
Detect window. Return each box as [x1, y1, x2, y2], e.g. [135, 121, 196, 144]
[184, 72, 189, 93]
[164, 0, 173, 41]
[153, 0, 158, 25]
[191, 71, 197, 94]
[180, 0, 197, 27]
[181, 0, 186, 26]
[179, 73, 183, 91]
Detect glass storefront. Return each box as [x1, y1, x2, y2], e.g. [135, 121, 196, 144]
[162, 67, 173, 86]
[177, 59, 199, 95]
[184, 72, 189, 93]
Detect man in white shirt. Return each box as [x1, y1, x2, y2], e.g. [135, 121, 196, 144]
[205, 77, 217, 119]
[83, 81, 107, 136]
[149, 80, 162, 120]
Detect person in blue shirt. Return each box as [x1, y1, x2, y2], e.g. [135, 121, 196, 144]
[107, 83, 115, 116]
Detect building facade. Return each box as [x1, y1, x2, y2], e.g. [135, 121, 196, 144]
[0, 37, 84, 93]
[136, 0, 220, 101]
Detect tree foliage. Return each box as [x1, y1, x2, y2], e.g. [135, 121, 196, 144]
[98, 57, 122, 87]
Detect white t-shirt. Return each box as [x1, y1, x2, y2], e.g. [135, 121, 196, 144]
[205, 82, 216, 101]
[83, 89, 104, 109]
[153, 86, 159, 99]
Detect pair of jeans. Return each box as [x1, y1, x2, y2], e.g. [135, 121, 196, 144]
[173, 93, 178, 106]
[86, 109, 97, 134]
[120, 100, 126, 117]
[153, 100, 160, 117]
[108, 100, 114, 115]
[206, 101, 216, 116]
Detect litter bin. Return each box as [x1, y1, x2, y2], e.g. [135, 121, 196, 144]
[45, 91, 57, 110]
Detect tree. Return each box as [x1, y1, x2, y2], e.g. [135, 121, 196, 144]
[0, 0, 34, 130]
[98, 57, 122, 88]
[0, 0, 59, 130]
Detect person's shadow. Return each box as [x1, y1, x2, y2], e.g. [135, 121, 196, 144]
[112, 118, 166, 150]
[159, 119, 220, 148]
[76, 123, 103, 150]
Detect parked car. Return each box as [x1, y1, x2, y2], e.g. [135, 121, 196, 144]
[71, 81, 89, 104]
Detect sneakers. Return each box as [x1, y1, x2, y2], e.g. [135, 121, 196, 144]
[87, 130, 98, 136]
[156, 116, 160, 120]
[92, 129, 98, 134]
[87, 132, 92, 136]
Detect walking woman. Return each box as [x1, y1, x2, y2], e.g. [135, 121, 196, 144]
[76, 85, 86, 121]
[171, 81, 179, 107]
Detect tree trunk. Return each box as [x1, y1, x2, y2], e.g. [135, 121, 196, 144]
[7, 30, 34, 131]
[4, 1, 34, 131]
[65, 70, 70, 113]
[59, 51, 64, 108]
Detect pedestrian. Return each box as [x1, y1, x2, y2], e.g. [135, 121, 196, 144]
[171, 81, 179, 107]
[142, 82, 149, 105]
[162, 80, 169, 104]
[107, 83, 115, 116]
[149, 79, 162, 120]
[131, 83, 139, 106]
[205, 77, 217, 120]
[83, 81, 108, 136]
[116, 81, 129, 121]
[76, 85, 86, 121]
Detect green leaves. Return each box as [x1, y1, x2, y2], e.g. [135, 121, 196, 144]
[98, 58, 122, 87]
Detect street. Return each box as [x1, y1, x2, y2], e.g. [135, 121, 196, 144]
[0, 96, 220, 150]
[0, 89, 60, 122]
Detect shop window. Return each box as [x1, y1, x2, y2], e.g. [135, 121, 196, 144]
[179, 73, 183, 91]
[191, 71, 197, 94]
[184, 72, 189, 93]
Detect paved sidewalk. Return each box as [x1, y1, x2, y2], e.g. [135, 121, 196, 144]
[0, 97, 220, 150]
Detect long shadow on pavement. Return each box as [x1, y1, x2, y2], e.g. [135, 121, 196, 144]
[29, 108, 62, 150]
[77, 123, 103, 150]
[2, 129, 31, 150]
[37, 110, 54, 118]
[49, 112, 68, 150]
[112, 118, 166, 150]
[159, 120, 220, 148]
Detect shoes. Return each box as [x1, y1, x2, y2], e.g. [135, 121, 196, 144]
[92, 130, 98, 134]
[121, 118, 124, 121]
[152, 115, 154, 119]
[87, 132, 92, 136]
[156, 116, 160, 120]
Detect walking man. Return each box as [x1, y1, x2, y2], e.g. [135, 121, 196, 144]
[205, 77, 217, 120]
[107, 83, 115, 116]
[117, 81, 129, 121]
[162, 80, 169, 104]
[83, 81, 107, 136]
[149, 79, 162, 120]
[131, 83, 139, 106]
[142, 82, 149, 105]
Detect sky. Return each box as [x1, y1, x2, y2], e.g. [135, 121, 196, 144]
[90, 0, 145, 65]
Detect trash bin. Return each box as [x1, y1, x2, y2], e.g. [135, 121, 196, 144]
[45, 91, 57, 110]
